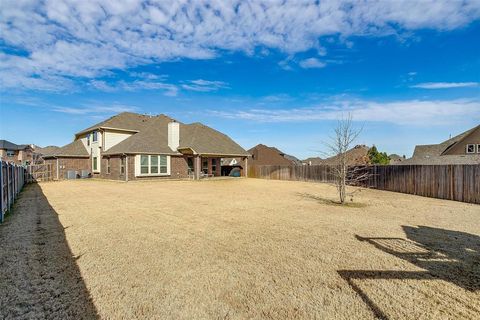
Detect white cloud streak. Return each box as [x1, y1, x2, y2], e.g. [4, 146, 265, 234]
[52, 104, 138, 115]
[1, 0, 479, 91]
[181, 79, 229, 92]
[411, 82, 479, 89]
[299, 58, 326, 69]
[89, 79, 179, 96]
[207, 98, 480, 125]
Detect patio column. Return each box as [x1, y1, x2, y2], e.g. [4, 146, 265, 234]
[244, 157, 248, 177]
[194, 155, 201, 180]
[207, 158, 213, 175]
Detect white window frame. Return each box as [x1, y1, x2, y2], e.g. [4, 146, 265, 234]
[135, 155, 170, 177]
[92, 156, 99, 172]
[466, 144, 475, 154]
[92, 131, 98, 142]
[106, 158, 111, 174]
[6, 150, 15, 157]
[477, 144, 480, 154]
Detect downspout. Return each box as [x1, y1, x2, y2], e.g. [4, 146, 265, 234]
[125, 154, 129, 182]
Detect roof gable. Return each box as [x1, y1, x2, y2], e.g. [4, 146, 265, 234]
[411, 125, 480, 158]
[44, 139, 89, 158]
[102, 114, 248, 156]
[75, 112, 161, 136]
[247, 144, 293, 166]
[0, 140, 30, 151]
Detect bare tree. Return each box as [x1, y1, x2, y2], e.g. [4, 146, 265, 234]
[324, 114, 370, 204]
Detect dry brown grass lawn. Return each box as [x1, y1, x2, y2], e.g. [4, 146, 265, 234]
[1, 178, 479, 319]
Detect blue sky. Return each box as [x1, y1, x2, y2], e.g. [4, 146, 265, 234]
[1, 1, 479, 159]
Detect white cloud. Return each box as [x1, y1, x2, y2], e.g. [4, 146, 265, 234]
[207, 98, 480, 125]
[411, 82, 479, 89]
[52, 104, 138, 115]
[1, 0, 479, 91]
[89, 79, 179, 96]
[299, 58, 327, 69]
[181, 79, 229, 92]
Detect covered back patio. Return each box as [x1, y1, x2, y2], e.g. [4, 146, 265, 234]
[179, 148, 249, 180]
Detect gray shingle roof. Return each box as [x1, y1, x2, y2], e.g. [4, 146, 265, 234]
[43, 140, 89, 158]
[178, 123, 249, 156]
[103, 115, 180, 155]
[99, 115, 249, 156]
[0, 140, 29, 150]
[405, 125, 480, 165]
[75, 112, 156, 136]
[35, 145, 61, 155]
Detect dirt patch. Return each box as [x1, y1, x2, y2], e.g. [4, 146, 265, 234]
[0, 184, 98, 319]
[297, 192, 368, 208]
[2, 178, 479, 319]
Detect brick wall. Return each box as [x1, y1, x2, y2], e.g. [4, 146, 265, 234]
[132, 155, 189, 180]
[99, 155, 189, 180]
[44, 157, 90, 180]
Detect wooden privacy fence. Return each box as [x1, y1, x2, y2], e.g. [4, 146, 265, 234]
[1, 160, 27, 223]
[27, 163, 53, 183]
[248, 164, 480, 204]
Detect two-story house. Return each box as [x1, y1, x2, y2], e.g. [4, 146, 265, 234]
[43, 112, 250, 180]
[0, 140, 34, 165]
[402, 125, 480, 165]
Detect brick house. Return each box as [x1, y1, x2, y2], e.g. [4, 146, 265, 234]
[401, 124, 480, 165]
[247, 144, 299, 166]
[43, 112, 250, 180]
[0, 140, 35, 165]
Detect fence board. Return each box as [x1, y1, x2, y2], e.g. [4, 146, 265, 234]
[1, 161, 28, 223]
[249, 164, 480, 205]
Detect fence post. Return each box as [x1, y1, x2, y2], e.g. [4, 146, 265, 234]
[0, 161, 3, 223]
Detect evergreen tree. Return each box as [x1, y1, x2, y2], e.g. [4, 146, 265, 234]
[368, 146, 390, 165]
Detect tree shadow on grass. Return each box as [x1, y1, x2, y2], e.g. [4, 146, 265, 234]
[0, 183, 99, 319]
[338, 226, 480, 319]
[297, 192, 368, 208]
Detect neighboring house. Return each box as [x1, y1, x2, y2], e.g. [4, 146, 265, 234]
[43, 112, 250, 180]
[389, 154, 406, 165]
[0, 140, 34, 165]
[303, 145, 370, 166]
[302, 157, 323, 165]
[35, 145, 61, 156]
[283, 153, 302, 165]
[247, 144, 298, 166]
[401, 125, 480, 165]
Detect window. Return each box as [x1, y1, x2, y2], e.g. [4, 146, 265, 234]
[211, 158, 217, 174]
[202, 159, 208, 174]
[87, 134, 90, 146]
[6, 150, 15, 157]
[106, 158, 111, 174]
[141, 155, 149, 174]
[151, 155, 159, 174]
[477, 144, 480, 154]
[93, 157, 98, 171]
[92, 131, 98, 142]
[120, 157, 125, 174]
[160, 155, 167, 173]
[138, 155, 169, 175]
[466, 144, 475, 154]
[187, 157, 194, 172]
